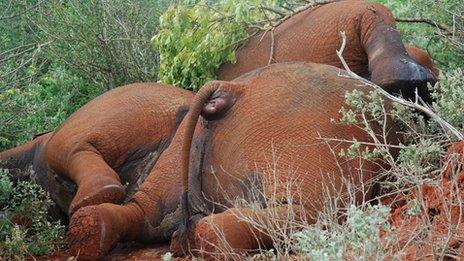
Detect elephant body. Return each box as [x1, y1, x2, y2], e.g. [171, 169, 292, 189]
[0, 83, 193, 215]
[218, 0, 437, 102]
[68, 62, 400, 259]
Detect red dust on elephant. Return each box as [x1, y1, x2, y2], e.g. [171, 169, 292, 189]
[68, 62, 401, 259]
[0, 83, 193, 216]
[218, 0, 438, 103]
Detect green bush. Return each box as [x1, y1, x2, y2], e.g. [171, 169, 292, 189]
[0, 64, 100, 150]
[431, 69, 464, 130]
[154, 0, 299, 90]
[293, 205, 391, 260]
[0, 169, 65, 259]
[0, 169, 13, 207]
[33, 0, 167, 88]
[1, 0, 169, 151]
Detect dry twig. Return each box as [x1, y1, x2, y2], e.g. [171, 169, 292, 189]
[268, 0, 338, 28]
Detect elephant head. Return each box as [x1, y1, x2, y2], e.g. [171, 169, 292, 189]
[68, 62, 400, 259]
[218, 0, 437, 104]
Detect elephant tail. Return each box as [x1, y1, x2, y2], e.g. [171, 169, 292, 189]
[181, 80, 237, 198]
[0, 132, 52, 180]
[176, 80, 237, 247]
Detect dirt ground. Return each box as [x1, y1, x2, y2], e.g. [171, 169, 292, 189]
[36, 243, 189, 261]
[382, 141, 464, 260]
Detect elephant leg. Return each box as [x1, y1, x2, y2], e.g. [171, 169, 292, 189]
[67, 161, 183, 258]
[67, 151, 126, 215]
[362, 8, 436, 103]
[68, 202, 144, 260]
[171, 205, 308, 259]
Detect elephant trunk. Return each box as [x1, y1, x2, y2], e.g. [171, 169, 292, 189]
[361, 9, 437, 103]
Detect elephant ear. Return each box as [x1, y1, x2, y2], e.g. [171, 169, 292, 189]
[201, 84, 237, 120]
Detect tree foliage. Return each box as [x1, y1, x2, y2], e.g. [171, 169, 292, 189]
[154, 0, 299, 90]
[376, 0, 463, 69]
[0, 0, 168, 150]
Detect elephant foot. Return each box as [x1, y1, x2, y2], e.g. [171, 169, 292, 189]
[170, 213, 204, 256]
[370, 55, 437, 104]
[68, 202, 144, 259]
[170, 216, 225, 259]
[69, 176, 126, 215]
[170, 209, 272, 259]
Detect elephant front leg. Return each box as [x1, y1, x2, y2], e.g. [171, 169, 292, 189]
[170, 205, 308, 259]
[68, 202, 145, 260]
[67, 150, 126, 215]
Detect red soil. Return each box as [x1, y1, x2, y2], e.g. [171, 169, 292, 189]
[383, 141, 464, 260]
[35, 243, 189, 261]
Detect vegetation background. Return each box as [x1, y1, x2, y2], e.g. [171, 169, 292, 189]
[0, 0, 462, 259]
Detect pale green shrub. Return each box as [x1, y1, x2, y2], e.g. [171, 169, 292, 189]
[294, 205, 391, 260]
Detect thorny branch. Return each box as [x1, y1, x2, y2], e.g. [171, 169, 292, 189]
[336, 31, 464, 140]
[268, 0, 338, 29]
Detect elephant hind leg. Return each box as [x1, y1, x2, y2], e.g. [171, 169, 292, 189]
[67, 151, 125, 215]
[361, 6, 437, 103]
[170, 205, 308, 259]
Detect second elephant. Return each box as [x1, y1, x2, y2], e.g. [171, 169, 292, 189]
[218, 0, 438, 102]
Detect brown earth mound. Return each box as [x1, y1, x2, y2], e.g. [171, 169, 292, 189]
[384, 141, 464, 260]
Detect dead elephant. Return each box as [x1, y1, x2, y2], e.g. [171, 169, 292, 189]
[68, 62, 401, 259]
[218, 0, 438, 103]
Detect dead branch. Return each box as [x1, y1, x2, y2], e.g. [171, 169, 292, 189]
[317, 136, 409, 150]
[336, 31, 464, 140]
[268, 29, 275, 65]
[396, 17, 463, 37]
[260, 5, 285, 17]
